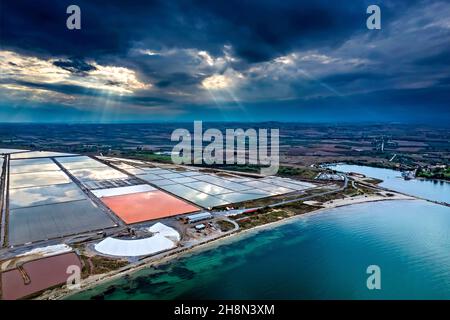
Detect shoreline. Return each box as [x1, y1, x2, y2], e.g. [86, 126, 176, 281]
[324, 162, 450, 183]
[415, 176, 450, 184]
[43, 194, 415, 300]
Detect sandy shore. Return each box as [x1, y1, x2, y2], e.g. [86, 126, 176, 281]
[321, 193, 414, 208]
[40, 193, 416, 300]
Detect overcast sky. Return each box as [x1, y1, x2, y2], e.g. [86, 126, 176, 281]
[0, 0, 449, 123]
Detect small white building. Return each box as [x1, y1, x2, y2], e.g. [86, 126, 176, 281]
[195, 224, 206, 230]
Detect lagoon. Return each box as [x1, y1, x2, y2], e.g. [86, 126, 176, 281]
[328, 164, 450, 204]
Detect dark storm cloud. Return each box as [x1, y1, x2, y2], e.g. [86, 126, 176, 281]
[0, 0, 148, 59]
[0, 0, 449, 123]
[3, 79, 172, 106]
[437, 77, 450, 86]
[319, 72, 387, 87]
[124, 95, 173, 106]
[414, 49, 450, 67]
[154, 72, 200, 88]
[0, 0, 393, 62]
[2, 79, 93, 96]
[1, 0, 445, 69]
[53, 59, 97, 75]
[184, 0, 366, 62]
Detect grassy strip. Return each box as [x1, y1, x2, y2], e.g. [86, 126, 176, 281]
[215, 220, 235, 232]
[80, 254, 129, 278]
[232, 203, 319, 230]
[121, 151, 173, 163]
[416, 167, 450, 181]
[276, 166, 320, 179]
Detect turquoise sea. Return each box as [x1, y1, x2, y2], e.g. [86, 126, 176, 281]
[70, 200, 450, 300]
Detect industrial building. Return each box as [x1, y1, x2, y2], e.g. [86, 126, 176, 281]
[186, 212, 213, 223]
